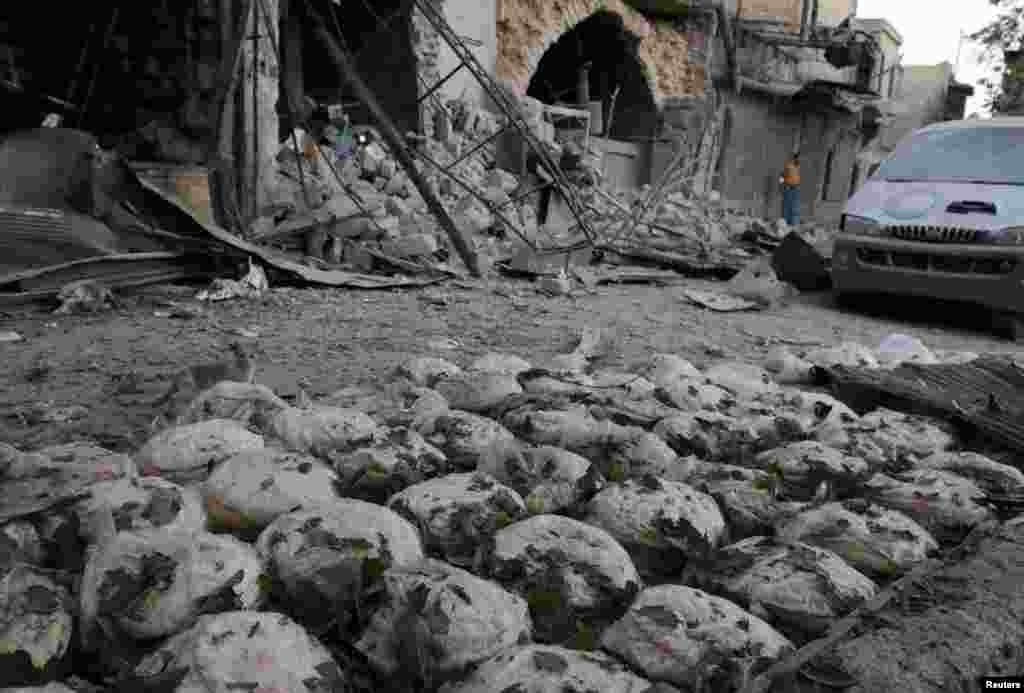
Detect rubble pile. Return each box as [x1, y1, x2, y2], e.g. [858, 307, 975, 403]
[252, 101, 532, 276]
[1, 333, 1013, 693]
[239, 93, 831, 288]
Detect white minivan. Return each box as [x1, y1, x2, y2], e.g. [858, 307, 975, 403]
[832, 117, 1024, 331]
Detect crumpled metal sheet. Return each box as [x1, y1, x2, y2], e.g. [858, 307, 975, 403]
[816, 356, 1024, 454]
[138, 177, 449, 290]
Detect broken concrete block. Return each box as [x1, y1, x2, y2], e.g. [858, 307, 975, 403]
[647, 354, 703, 389]
[385, 196, 410, 218]
[344, 242, 375, 272]
[378, 157, 397, 180]
[536, 274, 572, 297]
[382, 233, 439, 259]
[384, 174, 409, 198]
[771, 232, 831, 291]
[805, 342, 879, 370]
[486, 168, 519, 194]
[360, 142, 387, 177]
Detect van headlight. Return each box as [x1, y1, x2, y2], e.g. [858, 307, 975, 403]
[988, 227, 1024, 245]
[841, 214, 883, 236]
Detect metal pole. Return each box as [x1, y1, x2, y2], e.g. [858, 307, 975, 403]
[250, 1, 260, 223]
[79, 5, 120, 128]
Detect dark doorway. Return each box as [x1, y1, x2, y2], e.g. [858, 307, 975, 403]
[297, 0, 419, 134]
[525, 11, 657, 142]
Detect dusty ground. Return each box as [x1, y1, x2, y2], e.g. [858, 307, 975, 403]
[2, 274, 1024, 691]
[1, 274, 1019, 454]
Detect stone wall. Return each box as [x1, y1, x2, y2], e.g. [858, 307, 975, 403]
[494, 0, 702, 106]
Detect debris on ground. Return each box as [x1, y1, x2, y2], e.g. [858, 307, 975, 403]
[3, 331, 1022, 692]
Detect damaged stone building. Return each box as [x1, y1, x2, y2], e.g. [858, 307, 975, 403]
[0, 0, 903, 229]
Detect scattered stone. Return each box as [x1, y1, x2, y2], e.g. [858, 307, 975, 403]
[266, 405, 381, 460]
[805, 342, 879, 369]
[441, 644, 659, 693]
[776, 500, 938, 578]
[478, 441, 605, 515]
[332, 427, 449, 504]
[202, 449, 342, 535]
[80, 529, 264, 646]
[73, 476, 206, 543]
[0, 443, 136, 525]
[356, 559, 531, 680]
[685, 535, 877, 640]
[655, 378, 732, 412]
[864, 470, 994, 544]
[699, 477, 809, 540]
[478, 514, 641, 645]
[388, 472, 526, 567]
[134, 420, 264, 484]
[703, 361, 778, 400]
[752, 442, 870, 501]
[585, 477, 726, 577]
[256, 501, 423, 632]
[916, 451, 1024, 496]
[467, 352, 533, 376]
[837, 409, 957, 472]
[127, 611, 347, 693]
[415, 410, 519, 470]
[0, 566, 73, 687]
[434, 373, 523, 413]
[396, 357, 463, 388]
[646, 354, 702, 389]
[601, 584, 793, 691]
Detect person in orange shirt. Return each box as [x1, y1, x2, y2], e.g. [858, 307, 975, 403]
[780, 152, 801, 225]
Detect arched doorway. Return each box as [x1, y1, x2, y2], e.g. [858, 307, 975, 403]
[525, 10, 657, 143]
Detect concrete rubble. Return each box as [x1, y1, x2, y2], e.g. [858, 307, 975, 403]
[2, 329, 1021, 693]
[238, 93, 836, 300]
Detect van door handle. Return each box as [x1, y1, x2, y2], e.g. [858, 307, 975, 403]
[947, 200, 997, 214]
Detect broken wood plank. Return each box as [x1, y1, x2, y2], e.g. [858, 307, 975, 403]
[738, 520, 1001, 693]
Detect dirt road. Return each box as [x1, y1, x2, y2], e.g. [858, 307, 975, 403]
[0, 276, 1019, 453]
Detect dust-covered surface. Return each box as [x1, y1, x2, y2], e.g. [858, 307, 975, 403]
[3, 277, 1024, 692]
[822, 519, 1024, 693]
[1, 280, 1017, 454]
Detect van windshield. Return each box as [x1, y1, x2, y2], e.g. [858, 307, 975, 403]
[876, 126, 1024, 184]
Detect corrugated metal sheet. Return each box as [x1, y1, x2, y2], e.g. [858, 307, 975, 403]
[815, 356, 1024, 454]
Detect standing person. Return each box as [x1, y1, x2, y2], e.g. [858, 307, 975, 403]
[780, 152, 801, 226]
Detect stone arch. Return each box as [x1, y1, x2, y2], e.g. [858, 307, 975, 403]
[525, 10, 658, 141]
[496, 0, 699, 107]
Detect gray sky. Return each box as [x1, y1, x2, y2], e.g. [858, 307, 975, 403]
[856, 0, 1003, 115]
